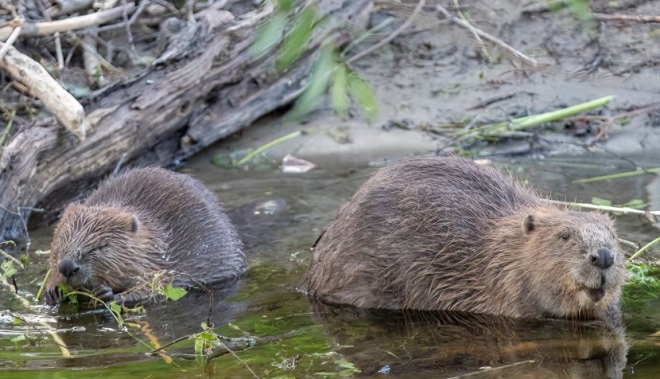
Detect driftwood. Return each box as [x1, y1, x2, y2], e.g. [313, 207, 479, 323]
[0, 0, 372, 243]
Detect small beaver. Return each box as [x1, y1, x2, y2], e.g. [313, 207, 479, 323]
[44, 167, 246, 305]
[301, 156, 626, 321]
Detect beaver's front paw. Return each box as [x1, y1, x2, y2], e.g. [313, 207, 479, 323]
[44, 287, 62, 306]
[93, 284, 119, 303]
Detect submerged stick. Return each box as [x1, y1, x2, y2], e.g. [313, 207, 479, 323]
[574, 168, 660, 183]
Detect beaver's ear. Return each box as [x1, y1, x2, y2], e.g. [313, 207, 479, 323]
[129, 215, 139, 234]
[523, 215, 535, 234]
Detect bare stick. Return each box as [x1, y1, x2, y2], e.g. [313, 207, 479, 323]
[618, 238, 639, 250]
[0, 2, 137, 41]
[97, 0, 149, 32]
[121, 0, 137, 57]
[0, 24, 21, 60]
[548, 200, 660, 217]
[0, 248, 25, 269]
[83, 28, 105, 88]
[46, 0, 95, 18]
[593, 13, 660, 23]
[346, 0, 425, 65]
[36, 0, 65, 71]
[452, 0, 491, 64]
[436, 4, 538, 68]
[221, 343, 260, 379]
[0, 43, 86, 139]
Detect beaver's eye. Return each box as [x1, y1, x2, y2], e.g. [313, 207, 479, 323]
[560, 232, 570, 241]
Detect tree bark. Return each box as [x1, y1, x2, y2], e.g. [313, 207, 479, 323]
[0, 0, 372, 243]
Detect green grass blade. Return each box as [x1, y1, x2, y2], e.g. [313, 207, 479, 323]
[277, 6, 317, 72]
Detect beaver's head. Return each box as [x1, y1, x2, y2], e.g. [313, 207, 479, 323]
[47, 204, 154, 295]
[521, 208, 626, 319]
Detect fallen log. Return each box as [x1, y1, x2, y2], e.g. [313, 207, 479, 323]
[0, 0, 372, 244]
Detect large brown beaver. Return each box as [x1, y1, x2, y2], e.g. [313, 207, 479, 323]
[44, 167, 246, 305]
[301, 156, 627, 322]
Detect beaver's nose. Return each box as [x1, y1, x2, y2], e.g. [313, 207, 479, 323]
[58, 258, 80, 278]
[590, 248, 614, 269]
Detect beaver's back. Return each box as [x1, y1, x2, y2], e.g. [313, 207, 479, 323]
[85, 167, 245, 286]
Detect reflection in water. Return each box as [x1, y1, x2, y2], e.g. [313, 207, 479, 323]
[309, 301, 628, 379]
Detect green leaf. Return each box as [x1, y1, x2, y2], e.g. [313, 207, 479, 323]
[1, 260, 17, 279]
[348, 74, 378, 122]
[277, 0, 294, 12]
[591, 197, 612, 207]
[289, 44, 336, 119]
[19, 255, 28, 267]
[251, 12, 287, 59]
[619, 199, 645, 209]
[162, 285, 188, 301]
[12, 317, 20, 325]
[277, 6, 317, 72]
[330, 64, 349, 118]
[197, 332, 217, 342]
[566, 0, 593, 23]
[109, 301, 122, 316]
[194, 337, 204, 355]
[336, 359, 355, 369]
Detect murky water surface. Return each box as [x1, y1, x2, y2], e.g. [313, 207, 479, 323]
[1, 156, 660, 378]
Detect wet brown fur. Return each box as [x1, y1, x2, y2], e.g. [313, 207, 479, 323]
[46, 167, 246, 303]
[301, 156, 626, 321]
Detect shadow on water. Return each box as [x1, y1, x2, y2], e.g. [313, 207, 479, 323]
[1, 155, 660, 378]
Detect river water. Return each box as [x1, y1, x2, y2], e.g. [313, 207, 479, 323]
[1, 154, 659, 378]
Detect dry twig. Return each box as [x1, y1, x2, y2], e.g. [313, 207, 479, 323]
[436, 4, 539, 68]
[36, 0, 65, 71]
[46, 0, 95, 18]
[0, 247, 25, 269]
[0, 2, 137, 41]
[83, 28, 106, 88]
[452, 0, 491, 63]
[593, 13, 660, 23]
[0, 42, 86, 139]
[0, 24, 21, 60]
[346, 0, 426, 64]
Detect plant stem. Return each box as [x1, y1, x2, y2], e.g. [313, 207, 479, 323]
[236, 130, 303, 166]
[457, 95, 614, 138]
[35, 269, 51, 301]
[629, 236, 660, 261]
[511, 96, 614, 129]
[574, 168, 660, 183]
